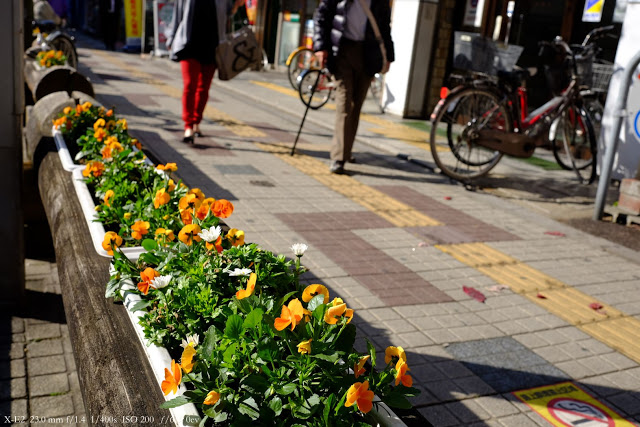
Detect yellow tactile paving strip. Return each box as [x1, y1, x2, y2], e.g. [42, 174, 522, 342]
[257, 141, 441, 227]
[437, 242, 640, 364]
[94, 50, 640, 363]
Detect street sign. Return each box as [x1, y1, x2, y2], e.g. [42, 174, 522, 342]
[583, 0, 605, 22]
[513, 382, 634, 427]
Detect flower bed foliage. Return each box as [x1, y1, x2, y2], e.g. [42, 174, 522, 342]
[55, 105, 419, 425]
[36, 49, 67, 67]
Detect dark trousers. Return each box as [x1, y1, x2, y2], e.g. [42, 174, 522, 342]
[331, 40, 372, 162]
[180, 59, 216, 130]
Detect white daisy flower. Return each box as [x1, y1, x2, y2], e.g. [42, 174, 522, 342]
[151, 275, 172, 289]
[291, 243, 308, 256]
[229, 268, 252, 277]
[180, 334, 200, 348]
[198, 226, 222, 243]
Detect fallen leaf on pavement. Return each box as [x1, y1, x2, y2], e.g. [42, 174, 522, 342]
[544, 231, 566, 237]
[589, 302, 607, 315]
[536, 293, 547, 299]
[417, 242, 429, 247]
[463, 286, 486, 303]
[444, 196, 452, 200]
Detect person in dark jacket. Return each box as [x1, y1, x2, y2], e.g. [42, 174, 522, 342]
[313, 0, 394, 174]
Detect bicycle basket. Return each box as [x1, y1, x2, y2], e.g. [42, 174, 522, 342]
[453, 32, 523, 75]
[591, 61, 613, 92]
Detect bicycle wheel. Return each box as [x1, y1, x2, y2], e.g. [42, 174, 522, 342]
[369, 73, 385, 113]
[50, 36, 77, 69]
[287, 48, 317, 90]
[552, 104, 597, 184]
[298, 69, 332, 110]
[430, 87, 509, 181]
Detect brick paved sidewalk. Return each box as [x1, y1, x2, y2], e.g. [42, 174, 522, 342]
[1, 260, 86, 426]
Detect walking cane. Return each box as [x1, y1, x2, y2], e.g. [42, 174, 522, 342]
[291, 69, 323, 156]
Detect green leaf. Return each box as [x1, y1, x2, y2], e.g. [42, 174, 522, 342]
[307, 294, 325, 312]
[224, 314, 244, 339]
[242, 374, 269, 394]
[238, 397, 260, 420]
[276, 383, 297, 395]
[212, 412, 227, 423]
[223, 342, 238, 364]
[202, 325, 220, 361]
[312, 304, 325, 323]
[141, 239, 158, 251]
[323, 394, 335, 426]
[366, 338, 377, 368]
[312, 353, 340, 363]
[394, 385, 421, 397]
[382, 393, 412, 409]
[159, 395, 190, 409]
[335, 323, 356, 353]
[243, 308, 264, 330]
[268, 396, 283, 416]
[129, 299, 151, 313]
[138, 251, 161, 265]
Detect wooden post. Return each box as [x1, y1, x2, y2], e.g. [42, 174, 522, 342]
[23, 54, 94, 102]
[0, 0, 25, 308]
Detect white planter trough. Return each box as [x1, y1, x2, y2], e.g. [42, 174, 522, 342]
[53, 127, 154, 172]
[72, 167, 146, 259]
[118, 276, 200, 427]
[117, 272, 406, 427]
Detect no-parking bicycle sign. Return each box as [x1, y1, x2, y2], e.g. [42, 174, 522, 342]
[513, 382, 634, 426]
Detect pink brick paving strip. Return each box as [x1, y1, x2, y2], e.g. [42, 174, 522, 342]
[277, 211, 453, 307]
[375, 186, 521, 244]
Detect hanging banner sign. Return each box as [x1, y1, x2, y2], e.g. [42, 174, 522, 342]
[583, 0, 605, 22]
[153, 1, 174, 56]
[463, 0, 486, 27]
[124, 0, 143, 47]
[513, 382, 634, 427]
[245, 0, 258, 25]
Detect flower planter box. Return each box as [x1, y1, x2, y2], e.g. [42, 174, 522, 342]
[54, 127, 154, 172]
[118, 274, 200, 427]
[72, 167, 146, 259]
[116, 271, 407, 427]
[53, 127, 83, 171]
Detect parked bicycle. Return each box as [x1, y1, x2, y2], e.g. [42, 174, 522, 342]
[32, 20, 78, 69]
[429, 29, 611, 184]
[288, 46, 386, 113]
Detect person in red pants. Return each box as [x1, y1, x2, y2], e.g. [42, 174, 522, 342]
[166, 0, 243, 143]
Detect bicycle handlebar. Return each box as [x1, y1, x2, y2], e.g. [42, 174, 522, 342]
[581, 25, 615, 47]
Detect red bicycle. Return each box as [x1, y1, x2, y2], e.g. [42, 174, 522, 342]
[429, 28, 612, 184]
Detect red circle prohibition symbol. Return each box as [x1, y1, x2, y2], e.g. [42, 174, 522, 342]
[547, 398, 615, 427]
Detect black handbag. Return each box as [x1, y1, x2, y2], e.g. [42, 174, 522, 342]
[215, 26, 261, 81]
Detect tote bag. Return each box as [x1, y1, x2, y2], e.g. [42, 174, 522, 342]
[215, 26, 262, 81]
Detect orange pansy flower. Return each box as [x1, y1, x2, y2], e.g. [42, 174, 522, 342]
[354, 355, 370, 379]
[161, 360, 182, 396]
[203, 390, 220, 405]
[180, 343, 196, 374]
[226, 228, 245, 247]
[205, 236, 223, 253]
[101, 231, 122, 256]
[302, 284, 329, 304]
[154, 188, 170, 209]
[297, 339, 312, 354]
[82, 161, 105, 178]
[212, 199, 234, 218]
[155, 228, 175, 244]
[384, 346, 407, 365]
[236, 273, 257, 300]
[324, 298, 354, 325]
[93, 118, 106, 131]
[157, 163, 178, 172]
[274, 299, 304, 331]
[138, 267, 160, 295]
[179, 194, 202, 212]
[131, 220, 150, 240]
[94, 127, 107, 142]
[178, 224, 202, 246]
[188, 188, 205, 201]
[345, 380, 374, 413]
[395, 359, 413, 387]
[103, 189, 115, 207]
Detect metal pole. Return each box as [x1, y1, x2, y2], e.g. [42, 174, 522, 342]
[593, 50, 640, 220]
[291, 70, 321, 156]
